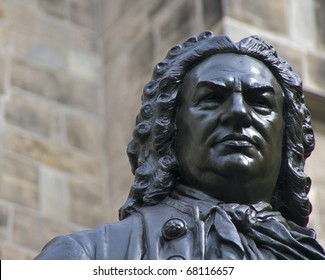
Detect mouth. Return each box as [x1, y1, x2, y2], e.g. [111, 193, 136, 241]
[216, 134, 257, 148]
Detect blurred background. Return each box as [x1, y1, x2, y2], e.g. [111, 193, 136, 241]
[0, 0, 324, 259]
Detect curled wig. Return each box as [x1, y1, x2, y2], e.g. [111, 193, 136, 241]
[119, 31, 314, 227]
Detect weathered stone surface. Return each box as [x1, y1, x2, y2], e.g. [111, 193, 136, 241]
[8, 0, 37, 33]
[68, 51, 100, 81]
[0, 173, 39, 209]
[316, 191, 325, 233]
[315, 0, 325, 49]
[105, 59, 139, 162]
[0, 204, 9, 239]
[5, 130, 103, 181]
[13, 209, 80, 251]
[159, 0, 195, 46]
[129, 31, 155, 81]
[37, 15, 69, 51]
[0, 242, 36, 260]
[69, 0, 101, 31]
[306, 53, 325, 95]
[5, 92, 60, 138]
[66, 114, 104, 155]
[107, 156, 133, 222]
[2, 154, 38, 184]
[202, 0, 223, 29]
[0, 2, 6, 21]
[305, 128, 325, 186]
[288, 0, 315, 48]
[66, 78, 100, 115]
[39, 165, 69, 221]
[0, 22, 11, 50]
[70, 28, 100, 54]
[103, 3, 148, 61]
[28, 43, 66, 69]
[39, 0, 68, 19]
[224, 0, 286, 34]
[102, 0, 145, 29]
[69, 179, 105, 227]
[0, 54, 5, 95]
[11, 58, 99, 114]
[148, 0, 173, 18]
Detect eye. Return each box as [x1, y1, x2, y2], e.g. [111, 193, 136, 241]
[195, 86, 228, 108]
[246, 94, 273, 114]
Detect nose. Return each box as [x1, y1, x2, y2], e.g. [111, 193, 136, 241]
[220, 92, 252, 129]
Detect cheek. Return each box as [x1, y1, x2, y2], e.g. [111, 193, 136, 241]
[253, 111, 283, 139]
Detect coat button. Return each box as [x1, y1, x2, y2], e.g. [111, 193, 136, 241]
[167, 255, 186, 260]
[162, 218, 187, 240]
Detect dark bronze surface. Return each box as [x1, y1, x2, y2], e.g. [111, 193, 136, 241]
[35, 32, 325, 260]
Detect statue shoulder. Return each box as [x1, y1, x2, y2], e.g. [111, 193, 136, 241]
[35, 213, 144, 260]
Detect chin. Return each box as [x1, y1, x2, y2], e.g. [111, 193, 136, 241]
[210, 155, 260, 178]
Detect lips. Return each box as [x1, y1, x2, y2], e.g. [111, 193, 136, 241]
[216, 134, 257, 147]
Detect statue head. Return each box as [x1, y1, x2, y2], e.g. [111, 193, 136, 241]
[119, 31, 314, 227]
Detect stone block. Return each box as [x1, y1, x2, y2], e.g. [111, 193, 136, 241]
[12, 209, 80, 251]
[0, 173, 38, 209]
[14, 31, 34, 58]
[308, 187, 325, 249]
[129, 31, 155, 81]
[69, 0, 101, 31]
[306, 52, 325, 95]
[8, 0, 37, 33]
[68, 51, 100, 81]
[0, 54, 6, 95]
[5, 130, 103, 181]
[39, 165, 69, 221]
[11, 58, 99, 114]
[107, 156, 133, 222]
[70, 28, 100, 54]
[224, 0, 286, 34]
[65, 114, 104, 155]
[102, 0, 146, 29]
[159, 0, 195, 46]
[29, 43, 65, 69]
[69, 179, 105, 227]
[103, 3, 148, 61]
[316, 191, 325, 233]
[0, 204, 9, 239]
[315, 0, 325, 48]
[148, 0, 174, 18]
[105, 60, 140, 162]
[0, 242, 36, 260]
[288, 0, 315, 48]
[66, 77, 100, 115]
[37, 15, 69, 51]
[39, 0, 68, 19]
[11, 58, 67, 98]
[2, 154, 38, 184]
[0, 2, 6, 21]
[5, 92, 60, 138]
[0, 22, 11, 51]
[202, 0, 223, 29]
[305, 129, 325, 186]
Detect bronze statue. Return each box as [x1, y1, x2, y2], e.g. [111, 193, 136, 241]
[35, 32, 325, 260]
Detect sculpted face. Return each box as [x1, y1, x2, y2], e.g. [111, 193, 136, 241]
[176, 53, 284, 204]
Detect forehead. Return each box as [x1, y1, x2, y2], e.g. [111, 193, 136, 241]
[183, 53, 279, 87]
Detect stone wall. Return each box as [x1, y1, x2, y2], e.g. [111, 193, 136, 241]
[0, 0, 108, 259]
[0, 0, 324, 259]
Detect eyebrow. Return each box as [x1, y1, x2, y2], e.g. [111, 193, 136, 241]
[243, 82, 275, 95]
[195, 80, 228, 90]
[196, 80, 275, 93]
